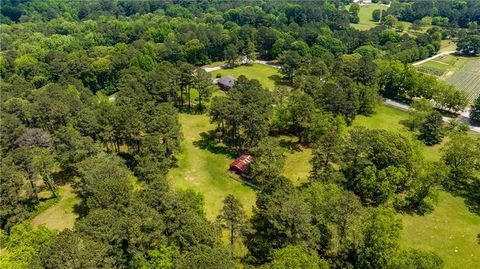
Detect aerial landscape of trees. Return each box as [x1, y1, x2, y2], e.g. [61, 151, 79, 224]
[1, 0, 479, 268]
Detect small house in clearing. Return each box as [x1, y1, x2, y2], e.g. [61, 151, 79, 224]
[217, 76, 235, 91]
[229, 155, 253, 175]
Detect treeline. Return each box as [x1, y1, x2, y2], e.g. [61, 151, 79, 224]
[386, 0, 480, 29]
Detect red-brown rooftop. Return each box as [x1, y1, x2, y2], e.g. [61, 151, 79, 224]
[229, 154, 253, 174]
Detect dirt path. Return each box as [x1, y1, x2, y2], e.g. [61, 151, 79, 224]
[412, 50, 456, 66]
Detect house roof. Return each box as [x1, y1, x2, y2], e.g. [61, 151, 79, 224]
[217, 76, 235, 88]
[229, 154, 253, 173]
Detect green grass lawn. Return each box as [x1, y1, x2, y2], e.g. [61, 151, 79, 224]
[400, 191, 480, 269]
[32, 184, 79, 231]
[167, 114, 257, 220]
[210, 63, 282, 89]
[353, 104, 444, 162]
[348, 3, 388, 31]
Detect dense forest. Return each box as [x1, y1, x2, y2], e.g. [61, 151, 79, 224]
[1, 0, 480, 268]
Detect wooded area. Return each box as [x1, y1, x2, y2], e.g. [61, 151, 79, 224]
[1, 0, 479, 268]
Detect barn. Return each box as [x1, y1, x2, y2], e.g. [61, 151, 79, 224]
[229, 155, 253, 175]
[217, 76, 235, 91]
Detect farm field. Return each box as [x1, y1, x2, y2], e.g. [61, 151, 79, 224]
[400, 191, 480, 269]
[446, 59, 480, 102]
[31, 185, 80, 231]
[347, 3, 388, 31]
[417, 55, 480, 102]
[210, 63, 282, 89]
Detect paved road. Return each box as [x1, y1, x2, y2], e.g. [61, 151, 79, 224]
[411, 50, 456, 66]
[384, 98, 480, 133]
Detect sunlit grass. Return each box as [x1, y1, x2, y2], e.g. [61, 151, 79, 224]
[210, 63, 282, 89]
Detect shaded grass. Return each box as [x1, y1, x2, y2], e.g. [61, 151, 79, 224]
[167, 114, 256, 220]
[31, 184, 79, 231]
[210, 63, 282, 89]
[400, 191, 480, 269]
[283, 148, 312, 186]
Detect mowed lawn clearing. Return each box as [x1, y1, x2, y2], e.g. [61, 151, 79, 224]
[347, 3, 388, 31]
[401, 191, 480, 269]
[167, 114, 256, 220]
[210, 63, 282, 89]
[32, 184, 80, 231]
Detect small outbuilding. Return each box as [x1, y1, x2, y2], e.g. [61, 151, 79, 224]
[217, 76, 235, 91]
[229, 155, 253, 175]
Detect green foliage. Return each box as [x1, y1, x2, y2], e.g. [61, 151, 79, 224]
[457, 35, 480, 56]
[0, 222, 55, 268]
[76, 153, 133, 211]
[262, 245, 328, 269]
[209, 76, 273, 150]
[176, 245, 235, 269]
[217, 194, 246, 254]
[441, 134, 480, 213]
[419, 111, 444, 145]
[470, 96, 480, 122]
[250, 137, 286, 186]
[355, 207, 402, 269]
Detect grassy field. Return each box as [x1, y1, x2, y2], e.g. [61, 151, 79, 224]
[210, 63, 282, 89]
[32, 185, 79, 231]
[348, 3, 388, 31]
[167, 114, 257, 220]
[401, 191, 480, 269]
[439, 40, 457, 53]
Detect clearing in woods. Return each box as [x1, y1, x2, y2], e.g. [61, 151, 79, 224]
[347, 3, 388, 31]
[167, 114, 256, 220]
[210, 63, 282, 89]
[32, 184, 80, 231]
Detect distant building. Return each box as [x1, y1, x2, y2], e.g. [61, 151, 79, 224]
[217, 76, 235, 91]
[229, 155, 253, 175]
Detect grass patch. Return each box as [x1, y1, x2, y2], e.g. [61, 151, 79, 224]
[167, 114, 257, 220]
[348, 3, 388, 31]
[439, 40, 457, 53]
[400, 191, 480, 269]
[210, 63, 282, 89]
[283, 148, 312, 186]
[205, 61, 226, 68]
[353, 104, 444, 162]
[31, 184, 79, 231]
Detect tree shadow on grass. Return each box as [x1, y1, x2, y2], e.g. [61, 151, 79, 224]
[278, 138, 303, 152]
[193, 130, 238, 159]
[268, 74, 288, 87]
